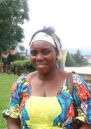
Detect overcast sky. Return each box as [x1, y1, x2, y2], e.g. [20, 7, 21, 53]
[22, 0, 91, 49]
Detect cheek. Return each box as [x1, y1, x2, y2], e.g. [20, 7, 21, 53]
[30, 56, 35, 64]
[46, 54, 56, 64]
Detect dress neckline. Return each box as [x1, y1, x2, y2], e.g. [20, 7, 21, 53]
[30, 95, 57, 98]
[27, 73, 67, 97]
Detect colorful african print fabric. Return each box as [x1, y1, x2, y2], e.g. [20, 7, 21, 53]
[3, 74, 91, 129]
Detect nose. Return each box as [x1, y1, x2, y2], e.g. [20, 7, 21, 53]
[36, 53, 44, 61]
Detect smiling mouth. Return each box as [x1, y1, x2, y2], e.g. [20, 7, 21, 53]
[36, 64, 48, 68]
[37, 64, 47, 66]
[36, 62, 47, 65]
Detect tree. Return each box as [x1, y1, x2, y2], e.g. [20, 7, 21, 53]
[18, 45, 25, 55]
[0, 0, 29, 62]
[65, 52, 75, 66]
[19, 45, 25, 52]
[65, 49, 89, 67]
[73, 49, 88, 66]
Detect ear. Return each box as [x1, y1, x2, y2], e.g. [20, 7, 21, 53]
[56, 50, 59, 57]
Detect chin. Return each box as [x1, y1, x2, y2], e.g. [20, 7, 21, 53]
[36, 65, 48, 73]
[37, 68, 49, 75]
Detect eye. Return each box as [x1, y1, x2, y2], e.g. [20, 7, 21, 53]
[31, 50, 37, 56]
[42, 49, 50, 55]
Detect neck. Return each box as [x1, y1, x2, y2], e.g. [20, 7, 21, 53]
[37, 68, 60, 81]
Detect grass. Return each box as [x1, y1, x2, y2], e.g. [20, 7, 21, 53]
[0, 73, 19, 129]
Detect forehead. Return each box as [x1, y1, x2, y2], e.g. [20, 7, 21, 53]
[30, 40, 55, 50]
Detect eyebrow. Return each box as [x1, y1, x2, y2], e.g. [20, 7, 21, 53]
[31, 46, 52, 50]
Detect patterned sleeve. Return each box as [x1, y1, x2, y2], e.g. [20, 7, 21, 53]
[73, 74, 91, 124]
[3, 75, 27, 119]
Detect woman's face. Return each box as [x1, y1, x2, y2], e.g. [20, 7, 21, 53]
[30, 40, 58, 74]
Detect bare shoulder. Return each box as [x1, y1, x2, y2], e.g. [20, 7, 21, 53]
[58, 69, 68, 77]
[27, 71, 38, 80]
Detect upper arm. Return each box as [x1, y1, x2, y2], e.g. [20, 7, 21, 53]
[73, 74, 91, 124]
[3, 75, 26, 119]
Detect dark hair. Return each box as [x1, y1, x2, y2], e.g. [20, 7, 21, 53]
[29, 26, 61, 51]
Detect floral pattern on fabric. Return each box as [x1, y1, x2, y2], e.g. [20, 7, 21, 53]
[3, 74, 91, 129]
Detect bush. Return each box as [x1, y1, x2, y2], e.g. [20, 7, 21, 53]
[10, 60, 36, 75]
[2, 53, 25, 65]
[0, 62, 3, 72]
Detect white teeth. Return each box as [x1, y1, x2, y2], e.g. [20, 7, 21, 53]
[38, 65, 46, 66]
[36, 64, 47, 65]
[37, 64, 47, 67]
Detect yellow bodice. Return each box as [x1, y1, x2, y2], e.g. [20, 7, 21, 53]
[25, 96, 63, 129]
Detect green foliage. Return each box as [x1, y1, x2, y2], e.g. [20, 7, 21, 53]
[66, 49, 89, 67]
[19, 45, 25, 51]
[0, 62, 3, 66]
[2, 53, 25, 65]
[73, 49, 88, 66]
[65, 52, 75, 66]
[0, 62, 3, 72]
[0, 0, 29, 61]
[0, 73, 19, 128]
[11, 60, 36, 75]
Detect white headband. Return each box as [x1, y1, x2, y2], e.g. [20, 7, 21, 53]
[30, 32, 57, 47]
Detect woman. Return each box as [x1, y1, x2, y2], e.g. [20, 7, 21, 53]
[3, 27, 91, 129]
